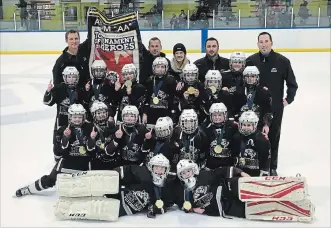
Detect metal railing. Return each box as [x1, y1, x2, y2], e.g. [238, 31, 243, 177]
[1, 6, 330, 31]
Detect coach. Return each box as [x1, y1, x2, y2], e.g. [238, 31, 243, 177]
[52, 30, 90, 87]
[246, 32, 298, 176]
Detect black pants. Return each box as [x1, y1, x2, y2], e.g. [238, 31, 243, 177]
[268, 107, 284, 170]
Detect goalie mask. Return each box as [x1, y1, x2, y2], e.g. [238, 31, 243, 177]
[121, 105, 139, 127]
[152, 57, 168, 77]
[179, 109, 198, 135]
[91, 60, 107, 80]
[90, 101, 109, 127]
[182, 64, 199, 85]
[243, 66, 260, 88]
[229, 52, 246, 72]
[122, 63, 137, 82]
[68, 104, 86, 127]
[63, 66, 79, 88]
[155, 116, 174, 139]
[177, 159, 199, 191]
[205, 70, 222, 92]
[148, 154, 170, 187]
[239, 111, 259, 136]
[209, 103, 228, 127]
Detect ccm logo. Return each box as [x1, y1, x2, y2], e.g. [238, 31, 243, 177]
[272, 216, 293, 221]
[71, 172, 88, 177]
[265, 176, 286, 180]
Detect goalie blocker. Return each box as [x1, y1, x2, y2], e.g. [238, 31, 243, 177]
[236, 176, 315, 222]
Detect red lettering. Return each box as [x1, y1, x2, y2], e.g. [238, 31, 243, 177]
[272, 216, 293, 221]
[265, 176, 286, 180]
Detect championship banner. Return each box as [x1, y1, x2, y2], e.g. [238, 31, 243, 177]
[87, 8, 142, 82]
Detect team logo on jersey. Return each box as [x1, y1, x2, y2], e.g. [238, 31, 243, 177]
[193, 186, 213, 208]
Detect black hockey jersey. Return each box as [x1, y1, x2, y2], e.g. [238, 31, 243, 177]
[201, 120, 239, 169]
[231, 131, 271, 176]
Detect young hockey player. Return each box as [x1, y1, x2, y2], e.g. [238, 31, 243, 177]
[236, 66, 273, 134]
[106, 105, 152, 166]
[231, 111, 271, 177]
[222, 52, 246, 95]
[203, 70, 233, 117]
[143, 57, 177, 125]
[115, 64, 147, 122]
[44, 66, 86, 161]
[54, 154, 177, 221]
[15, 104, 96, 197]
[174, 159, 315, 222]
[172, 109, 209, 168]
[201, 103, 239, 169]
[84, 59, 117, 121]
[89, 101, 118, 170]
[176, 63, 209, 123]
[142, 116, 180, 171]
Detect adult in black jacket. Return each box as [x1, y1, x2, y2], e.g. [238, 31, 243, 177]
[139, 37, 172, 85]
[194, 37, 230, 83]
[246, 32, 298, 176]
[52, 30, 90, 88]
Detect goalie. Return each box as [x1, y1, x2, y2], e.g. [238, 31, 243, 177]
[174, 159, 315, 222]
[54, 154, 176, 221]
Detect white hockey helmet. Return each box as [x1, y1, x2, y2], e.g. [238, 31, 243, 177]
[243, 66, 260, 87]
[152, 57, 169, 77]
[205, 70, 222, 91]
[209, 102, 228, 126]
[122, 63, 137, 82]
[155, 116, 174, 139]
[68, 104, 86, 127]
[182, 63, 199, 85]
[90, 101, 109, 124]
[179, 109, 198, 134]
[229, 52, 246, 72]
[121, 105, 139, 127]
[91, 60, 107, 79]
[148, 154, 170, 187]
[176, 159, 199, 190]
[238, 111, 259, 136]
[62, 66, 79, 87]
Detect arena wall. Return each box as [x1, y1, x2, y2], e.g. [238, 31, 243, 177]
[0, 28, 330, 54]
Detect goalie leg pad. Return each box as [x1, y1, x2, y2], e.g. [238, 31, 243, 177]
[238, 176, 307, 202]
[56, 170, 119, 197]
[55, 196, 120, 221]
[245, 199, 315, 222]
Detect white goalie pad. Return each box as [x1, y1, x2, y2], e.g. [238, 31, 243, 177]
[55, 196, 120, 221]
[238, 176, 307, 202]
[56, 170, 119, 197]
[245, 199, 315, 222]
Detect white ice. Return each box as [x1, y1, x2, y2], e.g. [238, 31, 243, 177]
[0, 53, 330, 227]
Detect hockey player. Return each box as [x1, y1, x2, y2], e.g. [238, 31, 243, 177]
[143, 57, 177, 125]
[176, 63, 209, 123]
[115, 64, 147, 122]
[89, 101, 118, 170]
[84, 60, 117, 121]
[106, 105, 152, 166]
[231, 111, 271, 177]
[142, 116, 180, 171]
[15, 104, 96, 197]
[44, 66, 86, 161]
[174, 159, 314, 222]
[204, 70, 233, 117]
[171, 109, 209, 168]
[236, 66, 273, 133]
[222, 52, 246, 95]
[201, 103, 239, 169]
[54, 154, 177, 221]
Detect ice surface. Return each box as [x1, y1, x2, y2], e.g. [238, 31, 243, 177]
[1, 53, 330, 227]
